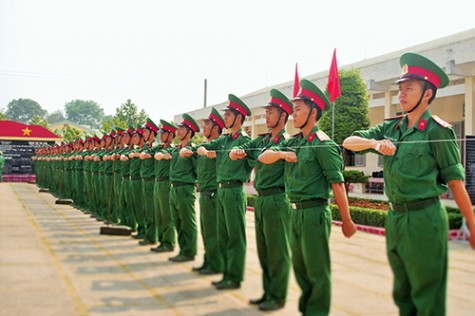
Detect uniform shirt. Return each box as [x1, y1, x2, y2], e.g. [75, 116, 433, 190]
[154, 143, 173, 180]
[103, 148, 114, 175]
[272, 126, 344, 202]
[352, 109, 464, 203]
[161, 141, 197, 184]
[237, 129, 287, 191]
[119, 146, 132, 177]
[129, 145, 145, 178]
[202, 129, 254, 183]
[139, 144, 156, 179]
[196, 137, 225, 191]
[90, 149, 101, 174]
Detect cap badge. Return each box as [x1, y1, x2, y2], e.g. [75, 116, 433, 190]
[401, 64, 408, 75]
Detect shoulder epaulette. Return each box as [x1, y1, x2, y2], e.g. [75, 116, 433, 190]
[384, 115, 404, 121]
[316, 130, 330, 141]
[241, 130, 249, 137]
[431, 115, 452, 128]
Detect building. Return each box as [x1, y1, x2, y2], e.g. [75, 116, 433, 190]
[0, 120, 61, 182]
[176, 28, 475, 180]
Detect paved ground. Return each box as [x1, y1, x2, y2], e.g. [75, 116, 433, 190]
[1, 182, 474, 316]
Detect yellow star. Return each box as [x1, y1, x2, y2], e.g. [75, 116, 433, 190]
[22, 127, 32, 136]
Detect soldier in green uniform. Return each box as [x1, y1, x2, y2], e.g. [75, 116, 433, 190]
[259, 79, 356, 315]
[183, 108, 225, 274]
[0, 150, 5, 182]
[109, 128, 125, 224]
[128, 127, 146, 238]
[138, 118, 159, 246]
[90, 133, 104, 219]
[156, 114, 199, 262]
[197, 94, 254, 290]
[229, 89, 293, 311]
[150, 120, 177, 253]
[119, 126, 137, 230]
[343, 52, 475, 316]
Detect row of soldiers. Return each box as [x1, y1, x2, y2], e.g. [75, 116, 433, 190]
[32, 52, 475, 316]
[32, 79, 352, 314]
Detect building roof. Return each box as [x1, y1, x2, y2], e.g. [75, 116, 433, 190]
[0, 120, 61, 142]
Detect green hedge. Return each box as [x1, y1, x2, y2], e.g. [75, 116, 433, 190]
[247, 194, 465, 230]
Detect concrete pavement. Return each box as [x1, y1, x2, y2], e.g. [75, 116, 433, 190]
[1, 182, 474, 315]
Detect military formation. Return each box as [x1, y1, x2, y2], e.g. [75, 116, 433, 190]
[31, 52, 475, 316]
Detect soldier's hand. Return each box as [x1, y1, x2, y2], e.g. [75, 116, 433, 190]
[206, 150, 217, 159]
[94, 157, 100, 162]
[163, 153, 172, 160]
[120, 155, 129, 161]
[154, 153, 161, 160]
[78, 156, 83, 160]
[280, 152, 297, 162]
[180, 148, 193, 157]
[374, 139, 396, 156]
[342, 220, 357, 238]
[229, 149, 246, 160]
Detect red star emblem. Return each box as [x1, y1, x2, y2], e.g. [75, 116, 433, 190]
[418, 119, 427, 131]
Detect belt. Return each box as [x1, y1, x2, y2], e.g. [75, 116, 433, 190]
[291, 198, 328, 210]
[218, 181, 243, 189]
[130, 176, 141, 181]
[171, 181, 194, 188]
[200, 189, 217, 196]
[142, 177, 155, 182]
[257, 186, 285, 196]
[155, 177, 170, 182]
[389, 197, 439, 212]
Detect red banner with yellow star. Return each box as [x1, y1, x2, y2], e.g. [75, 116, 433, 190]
[0, 120, 60, 141]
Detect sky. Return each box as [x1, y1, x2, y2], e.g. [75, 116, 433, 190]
[1, 0, 475, 122]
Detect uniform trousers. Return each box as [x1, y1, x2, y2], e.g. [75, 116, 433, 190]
[143, 179, 157, 243]
[169, 184, 197, 257]
[290, 204, 332, 316]
[199, 190, 222, 271]
[386, 200, 448, 316]
[154, 180, 175, 248]
[217, 186, 247, 283]
[255, 192, 291, 304]
[130, 179, 144, 235]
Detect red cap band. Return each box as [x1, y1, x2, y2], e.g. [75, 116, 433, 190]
[404, 65, 441, 88]
[299, 89, 326, 111]
[269, 97, 292, 115]
[228, 101, 247, 116]
[209, 113, 225, 129]
[182, 119, 197, 132]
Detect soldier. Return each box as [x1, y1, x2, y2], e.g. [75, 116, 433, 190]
[229, 89, 292, 311]
[128, 126, 146, 238]
[183, 108, 225, 274]
[0, 150, 5, 182]
[197, 94, 254, 290]
[138, 118, 159, 246]
[119, 125, 137, 231]
[343, 52, 475, 316]
[259, 79, 356, 315]
[150, 120, 177, 253]
[156, 114, 199, 262]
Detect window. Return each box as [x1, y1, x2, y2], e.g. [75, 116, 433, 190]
[344, 149, 366, 167]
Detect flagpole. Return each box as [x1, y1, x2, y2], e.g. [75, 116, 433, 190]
[331, 102, 335, 139]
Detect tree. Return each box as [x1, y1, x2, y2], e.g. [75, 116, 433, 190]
[5, 98, 47, 124]
[64, 99, 105, 128]
[101, 116, 128, 134]
[115, 99, 148, 127]
[62, 126, 84, 143]
[46, 110, 66, 124]
[29, 115, 49, 128]
[319, 69, 370, 147]
[0, 109, 8, 120]
[343, 170, 369, 196]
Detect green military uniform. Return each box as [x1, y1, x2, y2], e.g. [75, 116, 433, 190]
[271, 80, 342, 315]
[165, 114, 199, 261]
[195, 108, 226, 273]
[139, 118, 160, 245]
[0, 151, 5, 182]
[129, 137, 146, 237]
[238, 89, 292, 308]
[202, 94, 254, 286]
[111, 130, 124, 224]
[151, 120, 177, 252]
[118, 126, 136, 230]
[351, 53, 463, 316]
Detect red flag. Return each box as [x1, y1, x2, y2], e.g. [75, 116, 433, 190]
[328, 49, 341, 102]
[293, 63, 300, 97]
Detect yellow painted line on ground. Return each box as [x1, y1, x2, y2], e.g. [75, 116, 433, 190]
[31, 186, 183, 316]
[12, 184, 89, 316]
